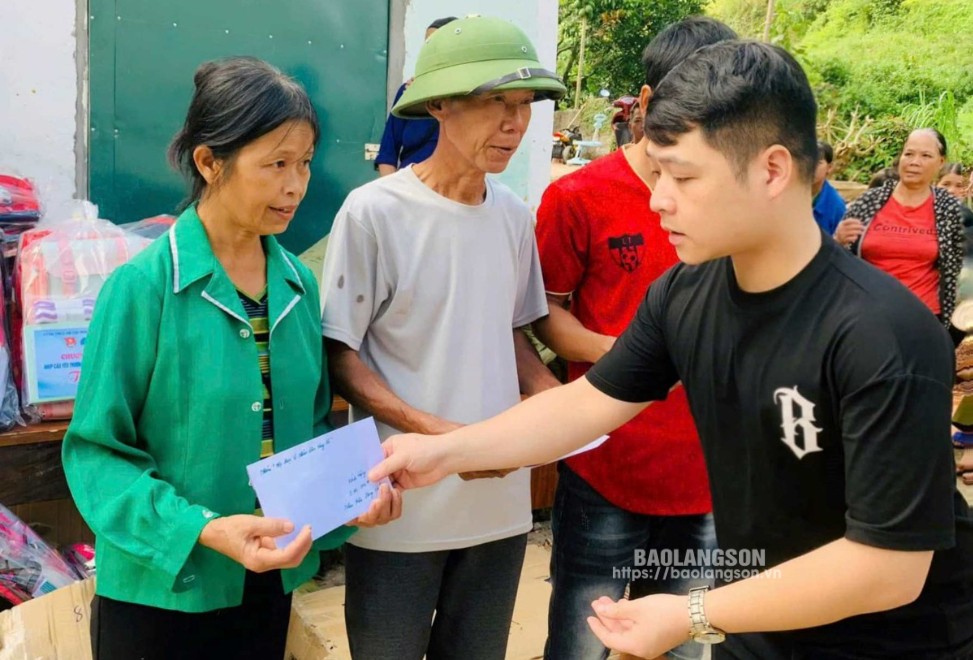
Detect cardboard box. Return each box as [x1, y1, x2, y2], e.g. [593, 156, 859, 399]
[284, 588, 338, 660]
[0, 578, 95, 660]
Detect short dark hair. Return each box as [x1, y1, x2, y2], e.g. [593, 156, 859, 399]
[168, 57, 319, 207]
[817, 140, 834, 164]
[428, 16, 458, 31]
[641, 16, 738, 89]
[869, 167, 898, 189]
[645, 41, 818, 184]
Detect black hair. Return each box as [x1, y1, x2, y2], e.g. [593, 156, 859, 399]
[645, 40, 818, 184]
[817, 140, 834, 164]
[909, 128, 947, 156]
[168, 56, 320, 207]
[428, 16, 458, 31]
[868, 166, 898, 189]
[941, 162, 967, 178]
[641, 16, 738, 89]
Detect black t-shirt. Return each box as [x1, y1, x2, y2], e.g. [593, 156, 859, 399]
[587, 234, 973, 658]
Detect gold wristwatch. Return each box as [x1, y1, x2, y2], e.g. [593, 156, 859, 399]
[688, 586, 726, 644]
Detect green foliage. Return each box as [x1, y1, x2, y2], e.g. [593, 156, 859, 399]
[818, 109, 912, 184]
[558, 0, 704, 107]
[706, 0, 973, 182]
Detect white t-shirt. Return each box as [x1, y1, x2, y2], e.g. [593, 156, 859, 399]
[321, 166, 548, 552]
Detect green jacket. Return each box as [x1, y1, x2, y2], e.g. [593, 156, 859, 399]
[62, 207, 354, 612]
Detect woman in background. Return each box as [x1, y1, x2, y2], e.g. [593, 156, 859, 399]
[834, 128, 965, 333]
[939, 162, 973, 236]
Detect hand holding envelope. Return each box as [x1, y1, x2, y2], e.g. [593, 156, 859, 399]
[247, 418, 401, 545]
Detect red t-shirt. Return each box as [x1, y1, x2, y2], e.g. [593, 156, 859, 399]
[861, 194, 940, 314]
[536, 148, 711, 515]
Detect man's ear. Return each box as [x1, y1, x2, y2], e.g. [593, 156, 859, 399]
[639, 85, 652, 114]
[192, 146, 221, 186]
[425, 98, 448, 121]
[762, 145, 795, 198]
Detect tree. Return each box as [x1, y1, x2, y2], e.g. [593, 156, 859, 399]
[557, 0, 704, 107]
[706, 0, 973, 180]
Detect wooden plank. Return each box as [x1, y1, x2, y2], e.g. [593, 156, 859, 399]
[0, 441, 71, 506]
[0, 420, 71, 448]
[530, 464, 559, 510]
[0, 401, 347, 449]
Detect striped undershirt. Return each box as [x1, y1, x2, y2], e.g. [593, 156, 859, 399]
[237, 289, 274, 458]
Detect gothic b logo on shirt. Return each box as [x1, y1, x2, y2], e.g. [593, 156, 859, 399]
[773, 386, 824, 459]
[608, 234, 644, 273]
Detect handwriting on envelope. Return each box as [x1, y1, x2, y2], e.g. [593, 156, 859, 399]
[246, 417, 391, 544]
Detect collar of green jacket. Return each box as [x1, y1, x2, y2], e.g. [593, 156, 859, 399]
[170, 205, 306, 296]
[169, 205, 307, 331]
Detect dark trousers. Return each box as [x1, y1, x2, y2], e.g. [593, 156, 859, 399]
[344, 533, 528, 660]
[90, 569, 291, 660]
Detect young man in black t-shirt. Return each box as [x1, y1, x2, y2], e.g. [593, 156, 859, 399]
[369, 41, 973, 659]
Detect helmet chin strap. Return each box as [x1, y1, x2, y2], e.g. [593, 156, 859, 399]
[469, 67, 561, 96]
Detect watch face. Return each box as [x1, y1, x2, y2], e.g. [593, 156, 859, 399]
[693, 631, 727, 644]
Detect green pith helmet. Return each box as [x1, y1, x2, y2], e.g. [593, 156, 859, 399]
[392, 15, 567, 118]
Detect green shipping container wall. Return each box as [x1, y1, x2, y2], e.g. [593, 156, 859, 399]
[89, 1, 389, 254]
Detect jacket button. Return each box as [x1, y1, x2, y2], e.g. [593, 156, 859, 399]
[252, 402, 263, 412]
[240, 328, 251, 339]
[202, 510, 215, 519]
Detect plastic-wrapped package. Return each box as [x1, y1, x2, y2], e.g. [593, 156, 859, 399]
[0, 576, 32, 610]
[0, 503, 81, 600]
[119, 214, 175, 240]
[0, 177, 42, 429]
[60, 542, 95, 578]
[0, 176, 42, 301]
[0, 281, 23, 430]
[14, 202, 152, 420]
[0, 175, 41, 222]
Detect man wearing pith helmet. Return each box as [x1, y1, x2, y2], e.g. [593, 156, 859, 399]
[321, 15, 566, 660]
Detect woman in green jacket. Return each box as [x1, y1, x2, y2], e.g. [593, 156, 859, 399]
[63, 57, 400, 659]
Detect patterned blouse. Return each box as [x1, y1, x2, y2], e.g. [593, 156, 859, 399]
[845, 180, 965, 326]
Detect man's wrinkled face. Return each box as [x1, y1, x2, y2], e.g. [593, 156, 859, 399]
[432, 90, 535, 174]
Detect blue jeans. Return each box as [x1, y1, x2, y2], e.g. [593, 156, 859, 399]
[546, 463, 717, 660]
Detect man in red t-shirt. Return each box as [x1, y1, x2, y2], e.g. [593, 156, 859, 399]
[534, 18, 736, 660]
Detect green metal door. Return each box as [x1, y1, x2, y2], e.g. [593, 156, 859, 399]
[89, 1, 389, 254]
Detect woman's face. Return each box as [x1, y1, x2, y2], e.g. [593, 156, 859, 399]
[201, 120, 315, 235]
[939, 172, 969, 201]
[897, 131, 944, 188]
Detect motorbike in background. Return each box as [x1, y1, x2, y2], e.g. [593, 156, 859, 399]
[611, 95, 639, 147]
[552, 126, 583, 162]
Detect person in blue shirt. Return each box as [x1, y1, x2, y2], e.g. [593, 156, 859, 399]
[376, 16, 457, 176]
[812, 140, 846, 235]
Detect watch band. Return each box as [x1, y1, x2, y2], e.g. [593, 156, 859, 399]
[688, 586, 726, 644]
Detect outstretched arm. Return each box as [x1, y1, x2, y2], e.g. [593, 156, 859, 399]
[369, 376, 648, 489]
